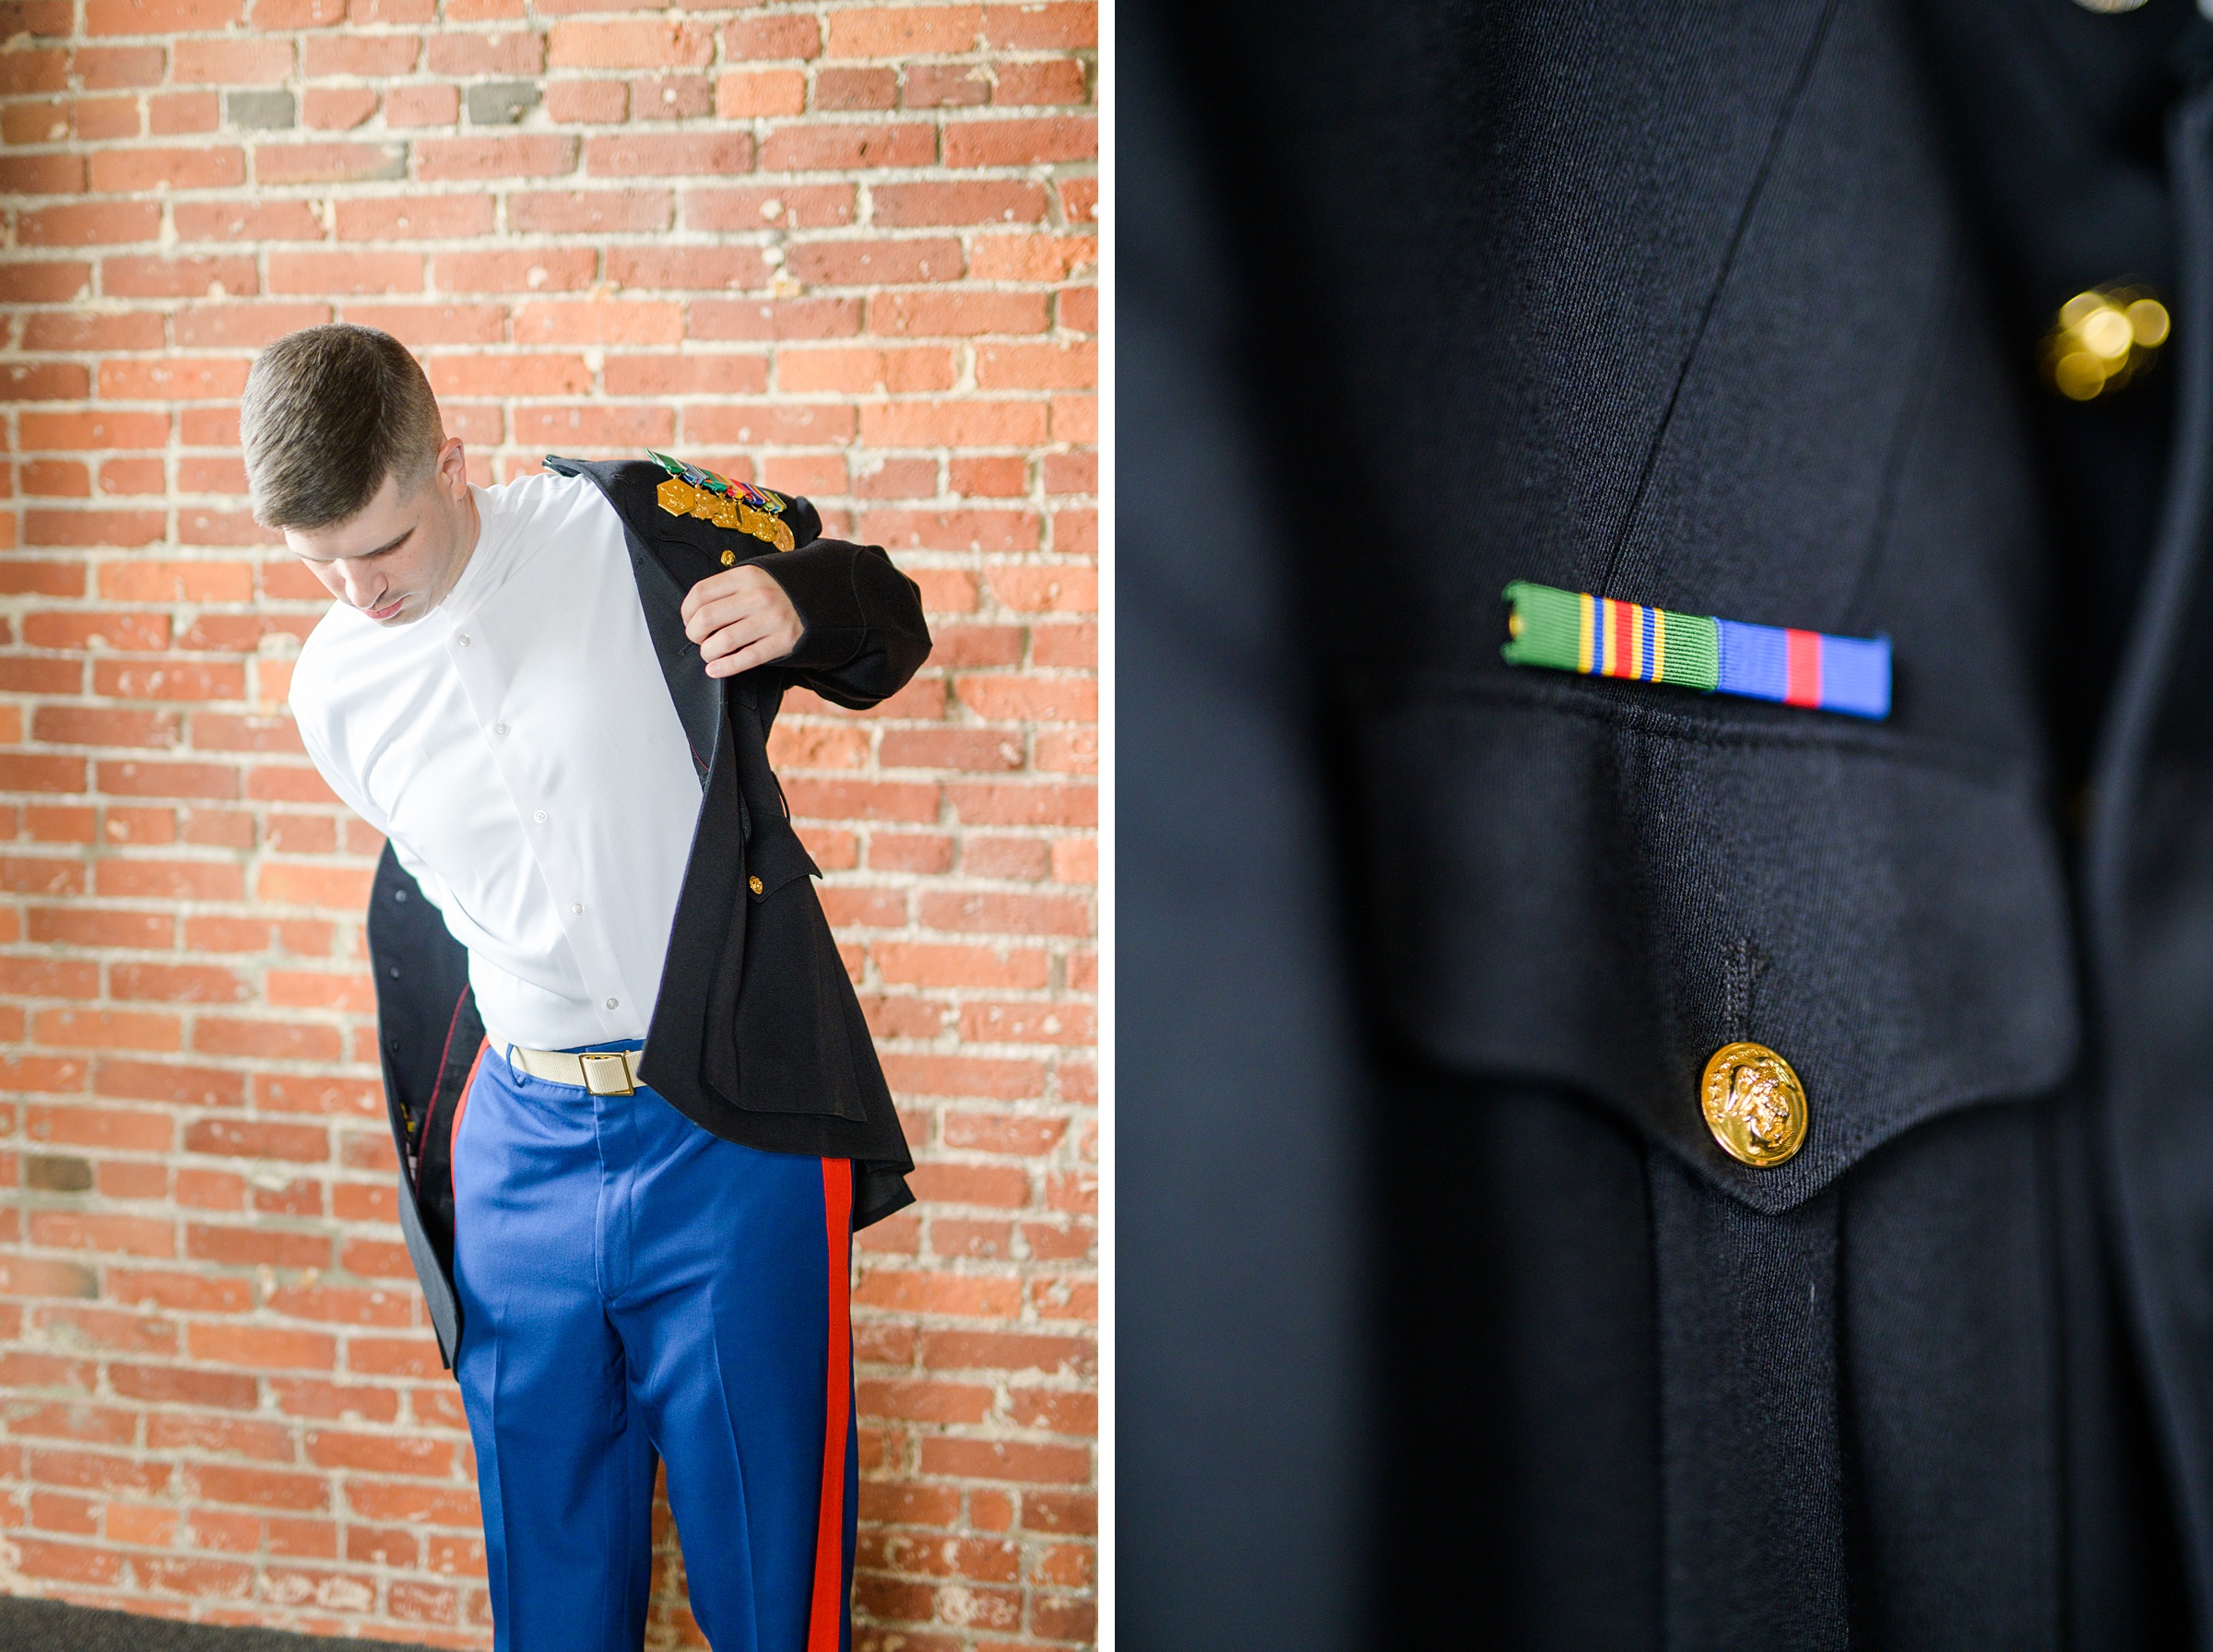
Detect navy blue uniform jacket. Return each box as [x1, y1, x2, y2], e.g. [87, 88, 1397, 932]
[365, 457, 930, 1367]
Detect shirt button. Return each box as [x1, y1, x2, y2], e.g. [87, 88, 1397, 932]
[533, 809, 547, 823]
[1699, 1042, 1808, 1168]
[605, 997, 619, 1010]
[493, 723, 507, 737]
[573, 903, 584, 914]
[457, 634, 470, 647]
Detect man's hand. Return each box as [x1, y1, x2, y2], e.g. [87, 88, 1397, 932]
[681, 563, 803, 678]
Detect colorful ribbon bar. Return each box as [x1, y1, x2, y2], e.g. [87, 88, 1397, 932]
[647, 449, 783, 514]
[1500, 581, 1890, 720]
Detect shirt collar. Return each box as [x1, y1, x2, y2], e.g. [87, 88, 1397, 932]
[432, 483, 512, 626]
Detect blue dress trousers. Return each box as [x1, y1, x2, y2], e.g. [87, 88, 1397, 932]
[448, 1039, 858, 1652]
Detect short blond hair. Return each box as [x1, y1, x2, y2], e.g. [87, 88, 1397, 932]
[241, 324, 444, 529]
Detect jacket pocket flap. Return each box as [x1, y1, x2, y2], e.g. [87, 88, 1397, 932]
[746, 825, 821, 902]
[1351, 694, 2078, 1215]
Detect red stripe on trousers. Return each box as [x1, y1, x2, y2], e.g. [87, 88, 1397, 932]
[449, 1039, 491, 1167]
[808, 1159, 855, 1652]
[1783, 628, 1822, 708]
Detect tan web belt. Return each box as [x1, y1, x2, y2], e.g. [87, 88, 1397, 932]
[506, 1044, 645, 1096]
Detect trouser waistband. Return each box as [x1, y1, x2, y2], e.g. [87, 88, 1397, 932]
[504, 1044, 645, 1095]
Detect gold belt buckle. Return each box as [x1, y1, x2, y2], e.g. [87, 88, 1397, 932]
[580, 1051, 637, 1096]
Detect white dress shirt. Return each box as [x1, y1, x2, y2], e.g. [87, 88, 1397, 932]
[290, 472, 704, 1054]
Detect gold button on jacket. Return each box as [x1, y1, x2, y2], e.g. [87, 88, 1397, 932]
[2043, 286, 2171, 400]
[1700, 1042, 1809, 1167]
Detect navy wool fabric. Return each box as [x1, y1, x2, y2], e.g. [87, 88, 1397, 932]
[1121, 0, 2213, 1644]
[1648, 1162, 1848, 1648]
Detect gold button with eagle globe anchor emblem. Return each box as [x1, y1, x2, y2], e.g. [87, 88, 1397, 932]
[2043, 286, 2170, 401]
[1700, 1042, 1808, 1167]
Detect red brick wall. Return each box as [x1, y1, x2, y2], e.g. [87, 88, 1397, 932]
[0, 2, 1096, 1645]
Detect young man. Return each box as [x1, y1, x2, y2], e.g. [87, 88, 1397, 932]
[261, 324, 929, 1652]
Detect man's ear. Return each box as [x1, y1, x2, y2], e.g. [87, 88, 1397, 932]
[435, 435, 467, 498]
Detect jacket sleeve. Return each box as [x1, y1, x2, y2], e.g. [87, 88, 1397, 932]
[754, 535, 933, 710]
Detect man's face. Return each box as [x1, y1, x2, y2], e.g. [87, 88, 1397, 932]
[286, 437, 479, 627]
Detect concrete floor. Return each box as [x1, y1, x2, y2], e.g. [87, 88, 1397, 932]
[0, 1596, 439, 1651]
